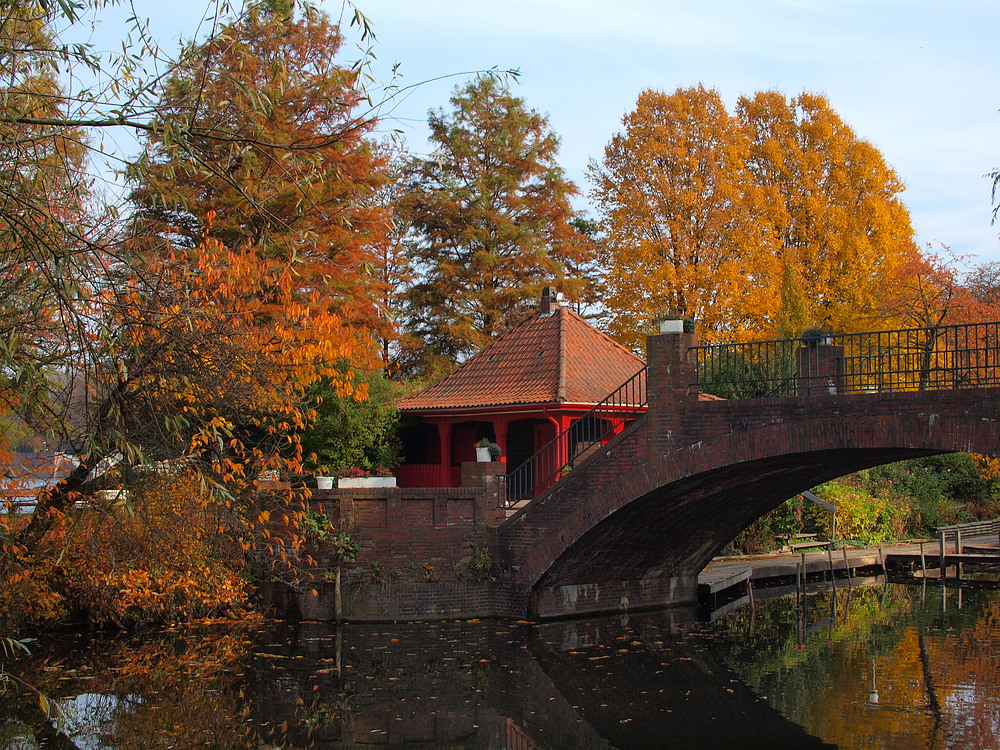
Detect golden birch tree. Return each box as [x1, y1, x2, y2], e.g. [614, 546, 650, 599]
[592, 87, 921, 349]
[589, 86, 778, 349]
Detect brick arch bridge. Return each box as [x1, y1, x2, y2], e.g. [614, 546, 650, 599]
[495, 330, 1000, 619]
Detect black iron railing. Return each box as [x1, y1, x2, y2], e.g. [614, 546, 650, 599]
[499, 367, 647, 508]
[692, 322, 1000, 399]
[694, 337, 800, 398]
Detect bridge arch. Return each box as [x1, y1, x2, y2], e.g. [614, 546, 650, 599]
[497, 391, 1000, 619]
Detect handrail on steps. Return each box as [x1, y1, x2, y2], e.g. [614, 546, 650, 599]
[498, 366, 647, 508]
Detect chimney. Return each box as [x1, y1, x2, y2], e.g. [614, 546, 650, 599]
[540, 287, 560, 315]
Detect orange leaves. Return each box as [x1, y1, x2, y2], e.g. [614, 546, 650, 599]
[594, 87, 920, 346]
[592, 86, 779, 348]
[43, 470, 250, 627]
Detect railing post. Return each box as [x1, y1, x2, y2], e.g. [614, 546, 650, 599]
[797, 342, 845, 396]
[646, 329, 699, 458]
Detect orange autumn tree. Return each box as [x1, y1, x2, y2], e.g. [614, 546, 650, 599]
[877, 247, 972, 331]
[128, 1, 390, 338]
[0, 0, 94, 450]
[591, 87, 919, 349]
[11, 1, 389, 553]
[589, 86, 779, 349]
[2, 227, 377, 628]
[737, 91, 918, 335]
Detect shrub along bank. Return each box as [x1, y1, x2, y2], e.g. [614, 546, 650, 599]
[726, 454, 1000, 555]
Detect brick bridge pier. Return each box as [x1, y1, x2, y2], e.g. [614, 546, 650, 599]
[495, 328, 1000, 619]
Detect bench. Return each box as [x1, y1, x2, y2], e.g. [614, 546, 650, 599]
[780, 533, 830, 552]
[790, 540, 831, 552]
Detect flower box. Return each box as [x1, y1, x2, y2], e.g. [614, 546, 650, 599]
[337, 476, 397, 489]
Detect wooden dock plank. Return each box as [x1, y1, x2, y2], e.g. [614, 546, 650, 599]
[698, 567, 751, 596]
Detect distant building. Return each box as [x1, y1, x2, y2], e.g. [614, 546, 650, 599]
[2, 450, 79, 511]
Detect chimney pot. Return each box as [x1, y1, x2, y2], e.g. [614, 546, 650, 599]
[540, 287, 559, 315]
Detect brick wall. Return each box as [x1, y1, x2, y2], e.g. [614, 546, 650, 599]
[267, 463, 509, 620]
[271, 334, 1000, 622]
[496, 332, 1000, 619]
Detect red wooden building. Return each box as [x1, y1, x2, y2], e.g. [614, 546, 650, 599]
[396, 291, 646, 488]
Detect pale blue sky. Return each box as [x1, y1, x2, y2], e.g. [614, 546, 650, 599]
[87, 0, 1000, 263]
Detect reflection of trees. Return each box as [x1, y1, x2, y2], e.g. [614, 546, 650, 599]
[1, 627, 259, 749]
[708, 586, 915, 684]
[708, 584, 1000, 750]
[5, 593, 1000, 748]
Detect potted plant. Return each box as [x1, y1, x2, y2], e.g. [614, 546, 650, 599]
[335, 466, 397, 489]
[474, 438, 492, 462]
[475, 438, 501, 462]
[800, 327, 833, 347]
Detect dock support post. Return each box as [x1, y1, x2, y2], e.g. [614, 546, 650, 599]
[827, 546, 836, 589]
[335, 566, 343, 624]
[939, 531, 945, 576]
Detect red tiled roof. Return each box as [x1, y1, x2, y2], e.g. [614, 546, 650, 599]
[399, 306, 645, 411]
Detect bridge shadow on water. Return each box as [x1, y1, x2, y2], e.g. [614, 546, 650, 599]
[520, 611, 836, 750]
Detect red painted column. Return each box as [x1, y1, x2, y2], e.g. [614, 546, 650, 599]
[558, 414, 571, 471]
[439, 421, 452, 487]
[495, 417, 509, 466]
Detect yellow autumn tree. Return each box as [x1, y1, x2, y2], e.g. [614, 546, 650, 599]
[737, 91, 919, 334]
[592, 87, 920, 349]
[589, 86, 778, 349]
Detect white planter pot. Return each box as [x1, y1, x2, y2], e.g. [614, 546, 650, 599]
[316, 476, 335, 490]
[658, 319, 685, 334]
[475, 446, 492, 462]
[337, 476, 397, 489]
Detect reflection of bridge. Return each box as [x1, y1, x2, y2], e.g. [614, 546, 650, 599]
[495, 323, 1000, 619]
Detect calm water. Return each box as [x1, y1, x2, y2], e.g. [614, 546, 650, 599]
[3, 582, 999, 749]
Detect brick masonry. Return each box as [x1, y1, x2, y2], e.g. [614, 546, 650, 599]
[265, 462, 510, 621]
[275, 333, 1000, 622]
[495, 333, 1000, 619]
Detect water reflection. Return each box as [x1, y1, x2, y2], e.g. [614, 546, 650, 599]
[3, 584, 1000, 748]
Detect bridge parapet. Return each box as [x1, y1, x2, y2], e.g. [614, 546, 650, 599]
[689, 322, 1000, 399]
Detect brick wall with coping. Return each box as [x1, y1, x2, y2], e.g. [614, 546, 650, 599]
[267, 461, 509, 620]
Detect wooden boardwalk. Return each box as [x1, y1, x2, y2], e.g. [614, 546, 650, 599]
[699, 534, 1000, 597]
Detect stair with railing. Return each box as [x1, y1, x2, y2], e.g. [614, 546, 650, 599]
[498, 367, 647, 512]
